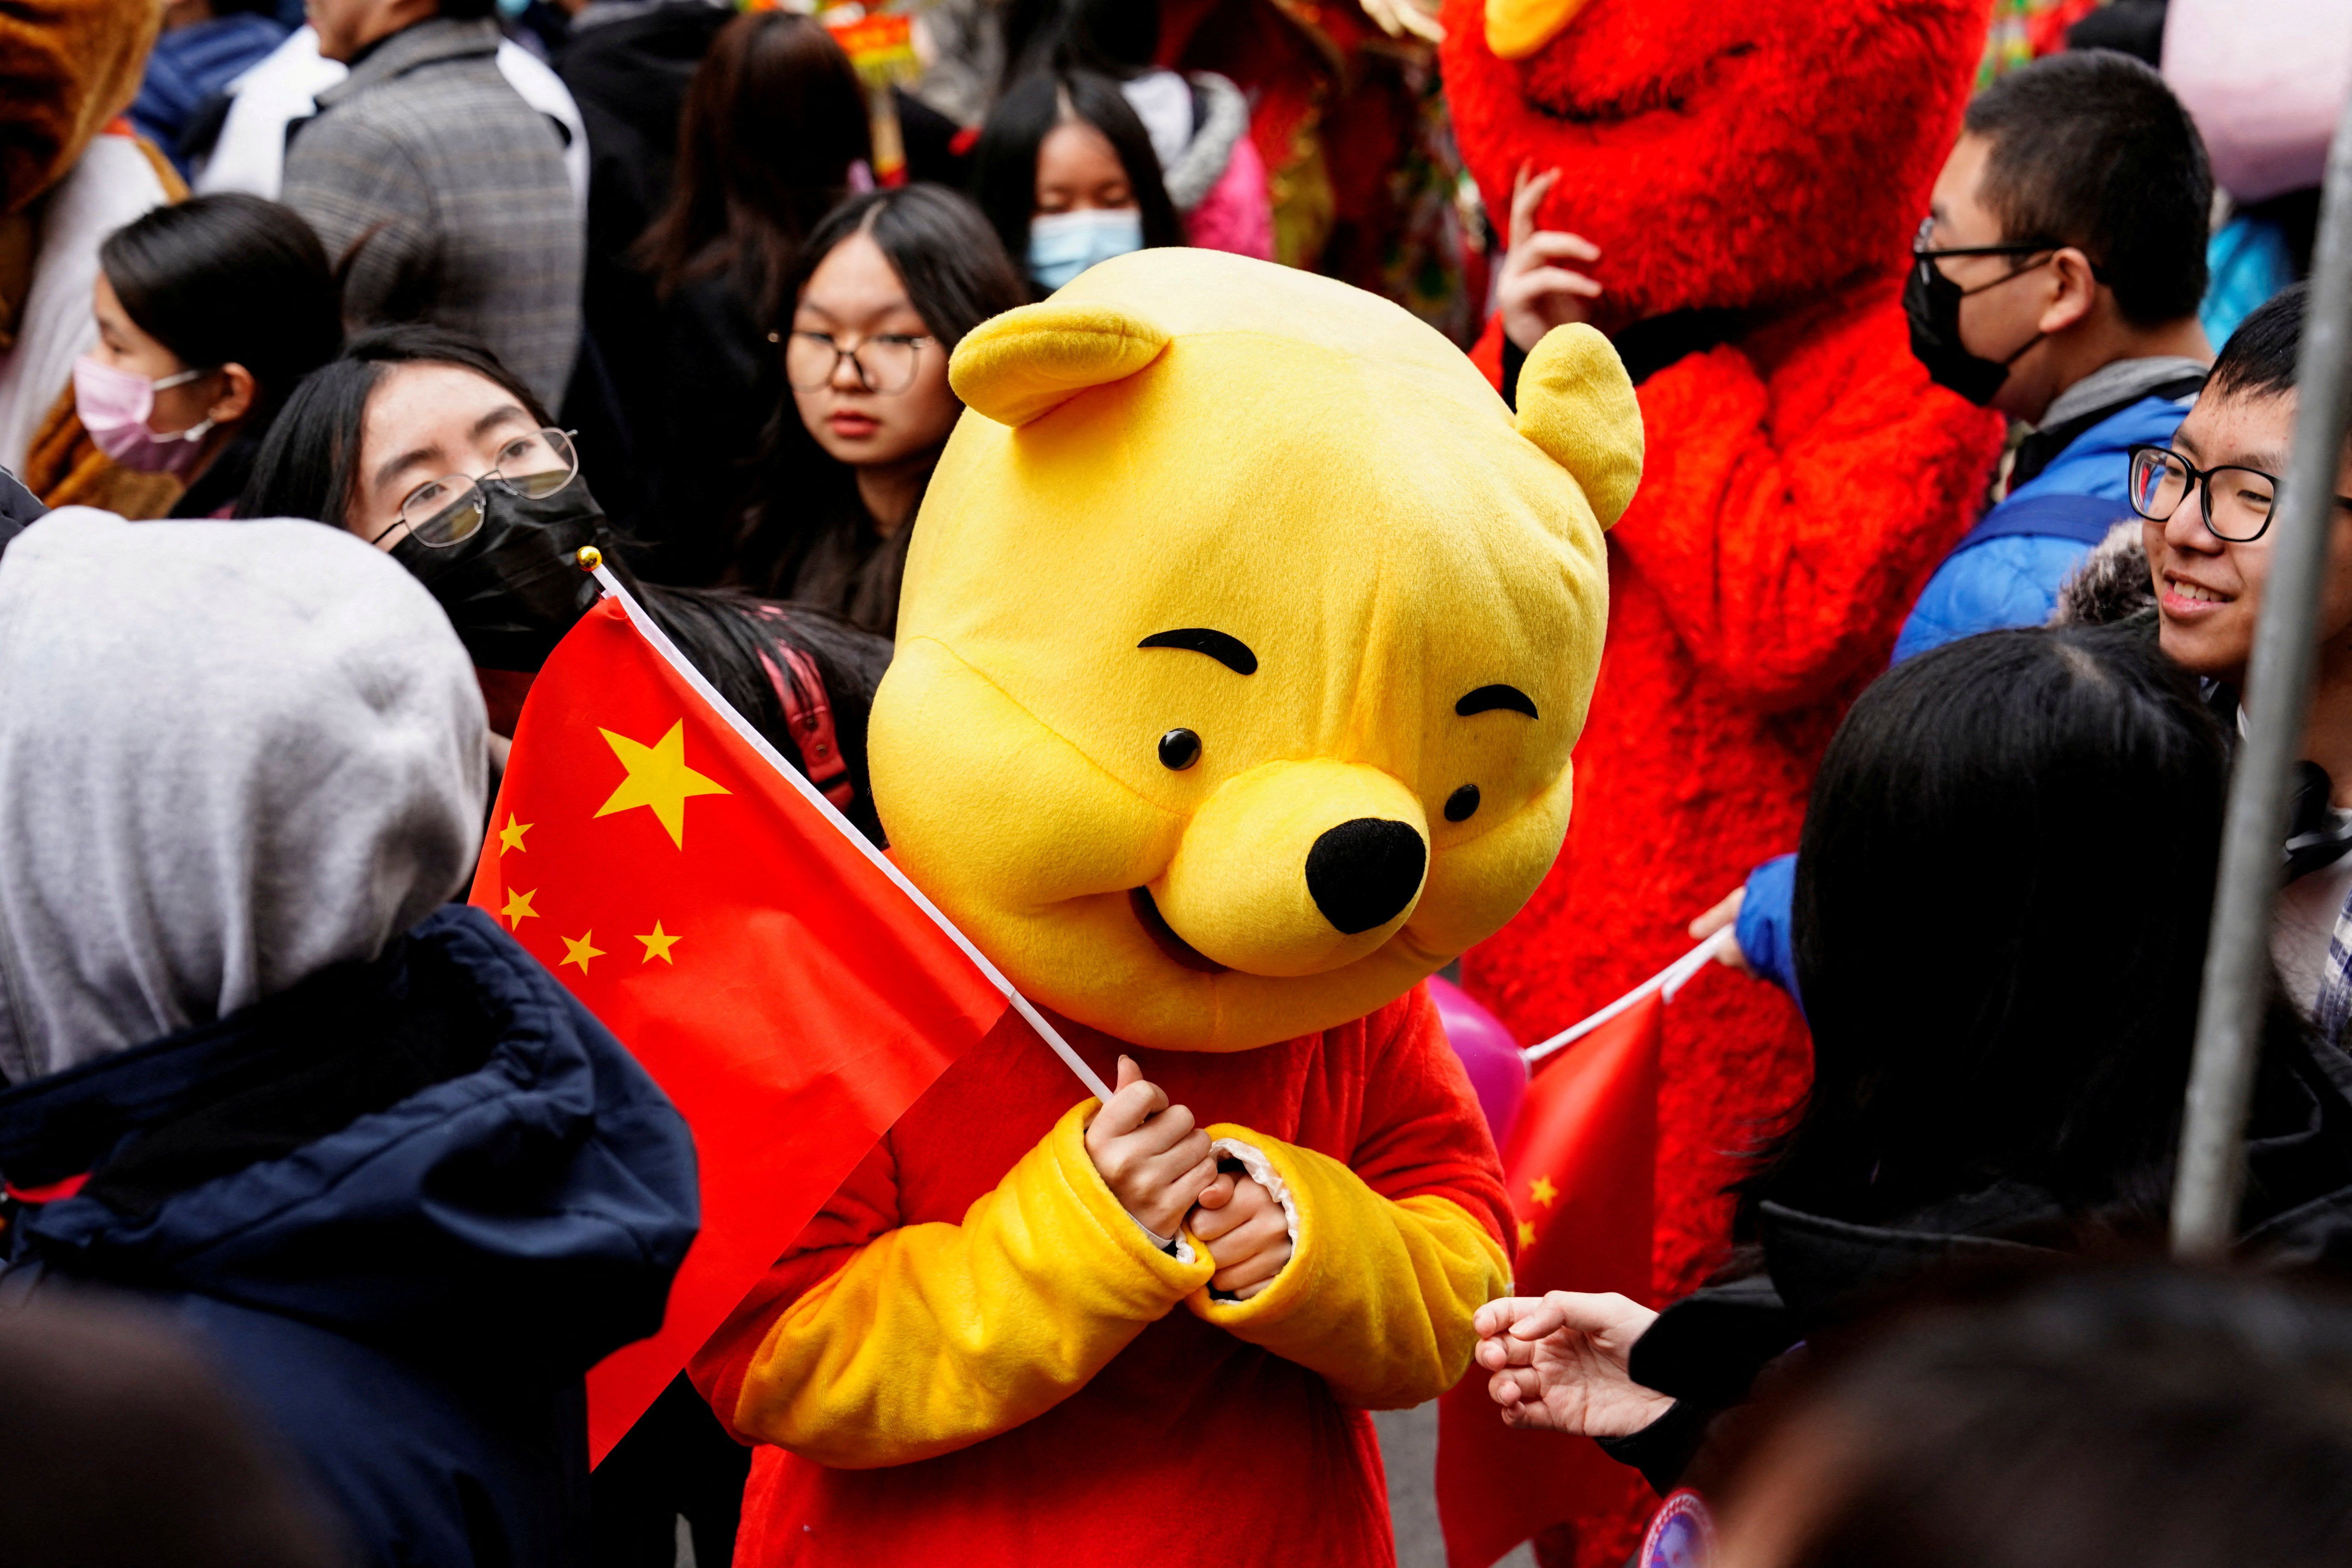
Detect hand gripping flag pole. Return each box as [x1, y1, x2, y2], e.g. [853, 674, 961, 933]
[1522, 927, 1732, 1064]
[580, 550, 1115, 1104]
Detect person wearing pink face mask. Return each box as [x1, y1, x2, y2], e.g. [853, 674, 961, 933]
[74, 194, 342, 518]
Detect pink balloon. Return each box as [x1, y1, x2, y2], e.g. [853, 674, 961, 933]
[1427, 975, 1529, 1148]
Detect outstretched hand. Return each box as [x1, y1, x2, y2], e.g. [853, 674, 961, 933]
[1473, 1291, 1673, 1435]
[1085, 1055, 1217, 1241]
[1498, 163, 1604, 353]
[1687, 886, 1755, 975]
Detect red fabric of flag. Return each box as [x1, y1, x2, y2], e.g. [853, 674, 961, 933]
[1436, 991, 1664, 1568]
[468, 595, 1009, 1462]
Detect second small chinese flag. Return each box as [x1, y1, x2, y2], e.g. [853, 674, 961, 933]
[1435, 990, 1664, 1568]
[468, 594, 1008, 1462]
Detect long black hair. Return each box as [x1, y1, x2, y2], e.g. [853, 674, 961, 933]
[634, 11, 871, 322]
[969, 68, 1183, 284]
[1743, 625, 2299, 1233]
[733, 184, 1027, 603]
[99, 194, 341, 426]
[243, 325, 895, 841]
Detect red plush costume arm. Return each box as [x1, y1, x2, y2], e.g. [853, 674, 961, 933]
[1604, 299, 2006, 711]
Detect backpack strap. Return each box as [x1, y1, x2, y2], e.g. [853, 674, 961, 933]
[1953, 491, 2134, 554]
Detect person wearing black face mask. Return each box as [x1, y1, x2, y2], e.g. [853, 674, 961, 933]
[239, 325, 897, 1568]
[1689, 51, 2226, 1002]
[377, 428, 607, 681]
[240, 324, 897, 851]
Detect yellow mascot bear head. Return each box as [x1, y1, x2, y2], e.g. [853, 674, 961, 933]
[869, 251, 1638, 1052]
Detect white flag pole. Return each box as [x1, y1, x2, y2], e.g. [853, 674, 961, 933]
[579, 554, 1116, 1104]
[1521, 927, 1731, 1065]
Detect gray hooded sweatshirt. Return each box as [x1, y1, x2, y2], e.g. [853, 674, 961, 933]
[0, 511, 488, 1083]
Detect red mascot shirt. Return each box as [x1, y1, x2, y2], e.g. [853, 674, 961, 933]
[694, 986, 1513, 1567]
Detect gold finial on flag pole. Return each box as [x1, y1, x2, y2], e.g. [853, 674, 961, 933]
[575, 545, 603, 572]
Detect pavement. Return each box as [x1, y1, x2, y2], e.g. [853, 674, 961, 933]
[1374, 1401, 1539, 1568]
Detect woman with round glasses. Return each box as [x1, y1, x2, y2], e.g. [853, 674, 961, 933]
[733, 185, 1028, 637]
[242, 325, 895, 846]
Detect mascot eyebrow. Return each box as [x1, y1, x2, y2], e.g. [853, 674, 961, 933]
[1456, 685, 1539, 719]
[1138, 628, 1259, 676]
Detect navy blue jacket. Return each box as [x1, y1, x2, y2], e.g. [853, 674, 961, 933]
[0, 907, 699, 1568]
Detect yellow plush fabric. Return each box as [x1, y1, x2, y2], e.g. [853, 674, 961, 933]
[1187, 1124, 1510, 1409]
[730, 1101, 1214, 1468]
[1515, 320, 1643, 529]
[951, 301, 1170, 426]
[872, 248, 1640, 1052]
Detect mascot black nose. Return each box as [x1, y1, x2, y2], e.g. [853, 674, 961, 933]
[1305, 818, 1428, 935]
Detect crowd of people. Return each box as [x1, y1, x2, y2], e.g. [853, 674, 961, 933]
[0, 0, 2346, 1564]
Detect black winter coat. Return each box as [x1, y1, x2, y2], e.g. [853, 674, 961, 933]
[1605, 1027, 2352, 1494]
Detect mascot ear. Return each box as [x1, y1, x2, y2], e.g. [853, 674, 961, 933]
[949, 301, 1173, 428]
[1515, 323, 1643, 531]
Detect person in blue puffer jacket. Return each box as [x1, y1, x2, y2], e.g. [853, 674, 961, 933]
[1705, 54, 2216, 997]
[0, 511, 699, 1568]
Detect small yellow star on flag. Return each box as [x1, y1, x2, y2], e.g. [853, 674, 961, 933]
[637, 920, 681, 965]
[497, 814, 532, 855]
[595, 721, 729, 848]
[1516, 1219, 1537, 1249]
[500, 888, 539, 930]
[561, 931, 606, 973]
[1528, 1174, 1559, 1209]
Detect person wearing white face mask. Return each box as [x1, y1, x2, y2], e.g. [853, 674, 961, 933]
[972, 68, 1183, 299]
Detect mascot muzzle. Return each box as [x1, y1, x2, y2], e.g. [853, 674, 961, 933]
[1148, 759, 1430, 978]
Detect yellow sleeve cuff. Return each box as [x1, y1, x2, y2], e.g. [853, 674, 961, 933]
[734, 1100, 1214, 1466]
[1185, 1124, 1509, 1409]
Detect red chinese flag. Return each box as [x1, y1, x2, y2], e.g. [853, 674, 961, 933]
[468, 592, 1011, 1462]
[1436, 991, 1663, 1568]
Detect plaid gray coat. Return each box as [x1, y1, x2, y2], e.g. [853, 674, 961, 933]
[283, 18, 582, 409]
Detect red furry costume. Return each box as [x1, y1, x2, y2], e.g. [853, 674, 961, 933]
[696, 997, 1510, 1564]
[1442, 6, 2004, 1549]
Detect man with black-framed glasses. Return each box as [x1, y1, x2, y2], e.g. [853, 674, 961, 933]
[1893, 50, 2214, 660]
[2133, 285, 2352, 1027]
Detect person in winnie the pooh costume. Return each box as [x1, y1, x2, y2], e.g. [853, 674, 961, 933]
[691, 248, 1642, 1565]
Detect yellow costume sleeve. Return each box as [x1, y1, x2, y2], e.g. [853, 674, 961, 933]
[731, 1101, 1215, 1468]
[1186, 1123, 1510, 1410]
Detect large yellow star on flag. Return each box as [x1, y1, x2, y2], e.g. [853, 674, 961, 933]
[594, 721, 729, 848]
[1528, 1174, 1559, 1209]
[561, 931, 606, 973]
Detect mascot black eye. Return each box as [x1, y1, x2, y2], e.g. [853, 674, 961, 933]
[1445, 784, 1480, 822]
[1158, 729, 1202, 770]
